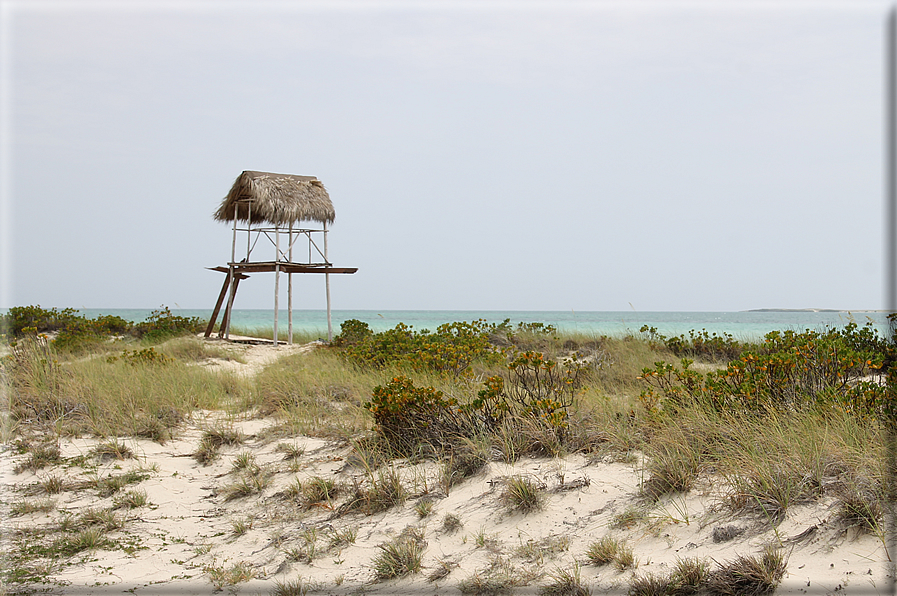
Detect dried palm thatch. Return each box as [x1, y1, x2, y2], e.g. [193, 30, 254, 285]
[214, 171, 335, 226]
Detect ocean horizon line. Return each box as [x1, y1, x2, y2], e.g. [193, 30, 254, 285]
[13, 306, 886, 314]
[13, 307, 886, 341]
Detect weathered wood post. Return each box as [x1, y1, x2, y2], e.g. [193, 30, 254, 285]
[324, 221, 332, 342]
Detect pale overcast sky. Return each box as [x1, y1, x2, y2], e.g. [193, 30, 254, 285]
[0, 0, 892, 312]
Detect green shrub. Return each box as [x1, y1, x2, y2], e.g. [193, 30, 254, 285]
[337, 320, 503, 377]
[1, 305, 83, 337]
[331, 319, 373, 347]
[365, 376, 465, 454]
[409, 321, 505, 377]
[640, 326, 744, 362]
[365, 347, 586, 454]
[493, 350, 583, 431]
[3, 304, 206, 352]
[639, 324, 892, 420]
[133, 306, 204, 343]
[340, 322, 417, 369]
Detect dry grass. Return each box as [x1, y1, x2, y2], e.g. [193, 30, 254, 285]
[79, 507, 125, 530]
[13, 442, 62, 473]
[301, 476, 339, 506]
[221, 469, 271, 501]
[10, 498, 56, 516]
[704, 547, 787, 596]
[194, 424, 245, 464]
[458, 555, 540, 595]
[371, 527, 426, 580]
[204, 561, 257, 590]
[514, 535, 570, 564]
[340, 466, 407, 515]
[641, 421, 709, 499]
[539, 564, 590, 596]
[90, 439, 135, 461]
[501, 476, 546, 514]
[629, 549, 783, 596]
[441, 513, 464, 533]
[442, 443, 490, 488]
[112, 488, 149, 509]
[158, 336, 246, 363]
[585, 536, 636, 570]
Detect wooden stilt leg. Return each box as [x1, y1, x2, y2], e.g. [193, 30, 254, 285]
[207, 273, 248, 338]
[219, 276, 243, 338]
[205, 275, 231, 338]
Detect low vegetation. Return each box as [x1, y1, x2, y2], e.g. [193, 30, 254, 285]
[629, 548, 786, 596]
[1, 305, 204, 349]
[371, 527, 427, 580]
[2, 306, 894, 594]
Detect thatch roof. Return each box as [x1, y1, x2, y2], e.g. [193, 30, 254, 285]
[214, 171, 335, 226]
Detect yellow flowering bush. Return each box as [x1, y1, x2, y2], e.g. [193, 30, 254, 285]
[639, 324, 892, 419]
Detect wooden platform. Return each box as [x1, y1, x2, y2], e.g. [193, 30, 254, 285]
[208, 263, 358, 275]
[204, 262, 357, 339]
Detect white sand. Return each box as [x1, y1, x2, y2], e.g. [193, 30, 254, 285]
[1, 342, 892, 595]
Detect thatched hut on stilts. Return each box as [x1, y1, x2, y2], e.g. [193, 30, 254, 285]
[205, 171, 357, 345]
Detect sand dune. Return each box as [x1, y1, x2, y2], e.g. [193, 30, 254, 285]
[1, 342, 891, 595]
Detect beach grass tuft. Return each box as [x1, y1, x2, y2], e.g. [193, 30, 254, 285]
[501, 476, 546, 514]
[539, 564, 590, 596]
[371, 529, 426, 581]
[704, 547, 787, 596]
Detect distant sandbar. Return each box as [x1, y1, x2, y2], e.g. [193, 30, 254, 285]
[746, 308, 886, 313]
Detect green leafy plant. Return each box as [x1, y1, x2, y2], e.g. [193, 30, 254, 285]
[133, 306, 204, 343]
[479, 350, 585, 435]
[331, 318, 373, 347]
[337, 319, 503, 377]
[639, 323, 891, 420]
[640, 325, 743, 362]
[364, 376, 465, 454]
[2, 305, 85, 337]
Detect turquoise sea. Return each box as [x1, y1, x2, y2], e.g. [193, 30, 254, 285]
[70, 308, 892, 341]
